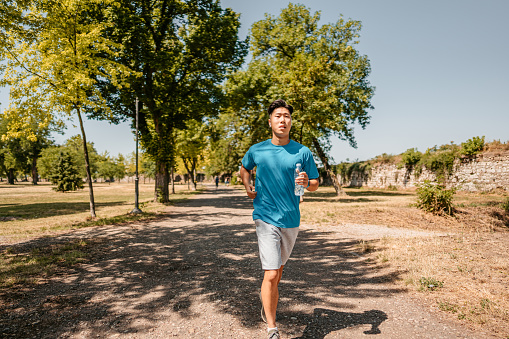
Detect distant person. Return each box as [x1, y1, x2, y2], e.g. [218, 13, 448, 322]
[215, 176, 219, 189]
[225, 177, 230, 187]
[240, 99, 319, 339]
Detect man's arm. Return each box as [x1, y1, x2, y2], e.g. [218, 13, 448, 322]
[240, 165, 257, 199]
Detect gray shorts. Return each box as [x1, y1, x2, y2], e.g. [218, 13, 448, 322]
[255, 219, 299, 270]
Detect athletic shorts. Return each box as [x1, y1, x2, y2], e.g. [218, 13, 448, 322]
[255, 219, 299, 270]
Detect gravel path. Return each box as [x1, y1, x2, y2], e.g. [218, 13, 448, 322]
[0, 185, 496, 338]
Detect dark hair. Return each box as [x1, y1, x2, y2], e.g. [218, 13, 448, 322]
[268, 99, 293, 115]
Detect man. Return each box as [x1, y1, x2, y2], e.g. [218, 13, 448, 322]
[240, 99, 319, 339]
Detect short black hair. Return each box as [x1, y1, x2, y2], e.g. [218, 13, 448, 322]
[268, 99, 293, 115]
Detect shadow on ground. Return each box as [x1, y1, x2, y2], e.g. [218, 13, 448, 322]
[0, 189, 399, 338]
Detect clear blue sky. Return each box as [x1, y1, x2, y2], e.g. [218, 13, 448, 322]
[1, 0, 508, 163]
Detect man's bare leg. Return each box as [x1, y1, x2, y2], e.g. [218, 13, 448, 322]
[261, 265, 284, 328]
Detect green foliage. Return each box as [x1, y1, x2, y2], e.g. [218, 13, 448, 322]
[38, 135, 100, 180]
[460, 136, 485, 157]
[95, 0, 247, 201]
[337, 161, 371, 181]
[416, 180, 456, 215]
[401, 148, 422, 168]
[419, 277, 444, 291]
[501, 197, 509, 213]
[49, 151, 84, 192]
[416, 144, 460, 181]
[219, 4, 374, 194]
[96, 153, 126, 182]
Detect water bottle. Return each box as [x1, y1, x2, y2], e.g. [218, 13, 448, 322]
[294, 163, 305, 196]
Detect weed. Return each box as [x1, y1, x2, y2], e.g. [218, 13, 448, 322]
[501, 198, 509, 213]
[387, 184, 398, 191]
[438, 301, 458, 313]
[419, 277, 444, 291]
[416, 180, 456, 215]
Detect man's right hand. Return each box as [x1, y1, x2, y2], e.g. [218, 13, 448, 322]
[246, 185, 257, 199]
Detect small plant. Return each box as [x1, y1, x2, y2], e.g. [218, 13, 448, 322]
[501, 197, 509, 213]
[416, 180, 456, 215]
[387, 184, 398, 191]
[419, 276, 444, 291]
[461, 136, 485, 157]
[438, 301, 458, 313]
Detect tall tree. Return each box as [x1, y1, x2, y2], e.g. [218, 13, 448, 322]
[95, 0, 247, 202]
[246, 3, 375, 195]
[1, 0, 134, 216]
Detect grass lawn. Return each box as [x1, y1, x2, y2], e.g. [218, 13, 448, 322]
[300, 186, 509, 336]
[0, 181, 198, 243]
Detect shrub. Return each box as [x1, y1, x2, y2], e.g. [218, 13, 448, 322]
[461, 136, 485, 157]
[417, 144, 460, 182]
[401, 148, 422, 168]
[419, 277, 444, 291]
[501, 198, 509, 213]
[416, 180, 456, 215]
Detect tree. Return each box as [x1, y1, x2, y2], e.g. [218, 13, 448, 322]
[1, 107, 61, 184]
[1, 0, 134, 216]
[175, 119, 207, 190]
[209, 59, 274, 176]
[50, 150, 84, 192]
[38, 135, 100, 181]
[243, 3, 375, 195]
[95, 0, 247, 202]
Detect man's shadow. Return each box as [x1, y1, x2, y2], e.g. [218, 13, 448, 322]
[289, 308, 388, 338]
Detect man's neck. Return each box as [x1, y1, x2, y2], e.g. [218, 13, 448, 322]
[271, 134, 290, 146]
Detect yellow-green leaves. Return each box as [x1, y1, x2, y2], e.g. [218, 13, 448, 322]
[1, 0, 136, 139]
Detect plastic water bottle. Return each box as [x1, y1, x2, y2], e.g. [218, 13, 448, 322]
[294, 163, 305, 196]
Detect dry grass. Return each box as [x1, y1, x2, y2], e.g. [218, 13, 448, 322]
[0, 181, 198, 243]
[301, 186, 509, 337]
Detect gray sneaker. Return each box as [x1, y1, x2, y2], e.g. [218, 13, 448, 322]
[259, 292, 267, 323]
[268, 328, 280, 339]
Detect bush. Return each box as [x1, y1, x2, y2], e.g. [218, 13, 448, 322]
[416, 180, 455, 215]
[501, 198, 509, 213]
[417, 144, 460, 182]
[401, 148, 422, 168]
[461, 136, 485, 157]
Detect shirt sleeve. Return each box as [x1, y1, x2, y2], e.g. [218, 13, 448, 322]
[303, 148, 319, 179]
[241, 147, 255, 171]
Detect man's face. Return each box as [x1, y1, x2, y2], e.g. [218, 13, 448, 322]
[269, 107, 292, 138]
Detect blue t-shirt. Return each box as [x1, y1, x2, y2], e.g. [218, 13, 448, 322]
[242, 139, 319, 228]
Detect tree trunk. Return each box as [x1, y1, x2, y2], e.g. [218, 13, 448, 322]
[154, 160, 170, 202]
[31, 155, 38, 185]
[312, 137, 345, 196]
[171, 166, 175, 194]
[76, 108, 96, 218]
[7, 168, 15, 185]
[181, 157, 196, 191]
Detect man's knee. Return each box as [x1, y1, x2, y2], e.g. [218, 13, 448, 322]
[263, 269, 280, 283]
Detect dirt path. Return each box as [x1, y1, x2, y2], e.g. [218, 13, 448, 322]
[0, 186, 496, 338]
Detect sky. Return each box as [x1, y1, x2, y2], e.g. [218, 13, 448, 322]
[1, 0, 508, 163]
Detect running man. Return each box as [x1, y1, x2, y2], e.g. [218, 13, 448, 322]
[240, 99, 319, 339]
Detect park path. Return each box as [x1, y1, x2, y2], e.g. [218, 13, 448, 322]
[0, 185, 497, 338]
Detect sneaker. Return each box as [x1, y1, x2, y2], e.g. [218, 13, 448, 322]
[268, 328, 280, 339]
[259, 292, 267, 323]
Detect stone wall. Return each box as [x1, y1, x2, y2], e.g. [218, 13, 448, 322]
[342, 150, 509, 192]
